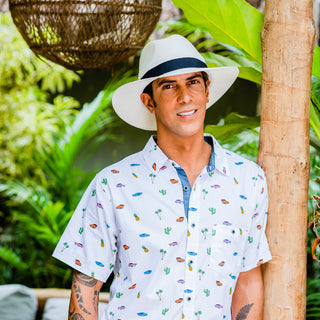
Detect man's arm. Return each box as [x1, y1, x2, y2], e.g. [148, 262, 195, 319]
[231, 266, 264, 320]
[69, 270, 104, 320]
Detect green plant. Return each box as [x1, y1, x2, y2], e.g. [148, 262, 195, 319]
[0, 12, 81, 186]
[307, 278, 320, 319]
[0, 12, 137, 287]
[0, 66, 135, 287]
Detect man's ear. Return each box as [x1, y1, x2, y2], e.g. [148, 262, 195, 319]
[140, 93, 156, 114]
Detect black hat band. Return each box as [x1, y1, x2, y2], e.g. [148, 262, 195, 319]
[141, 57, 207, 79]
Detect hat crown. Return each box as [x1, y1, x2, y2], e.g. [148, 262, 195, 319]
[138, 35, 206, 79]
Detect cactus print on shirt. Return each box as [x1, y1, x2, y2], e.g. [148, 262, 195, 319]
[53, 134, 272, 320]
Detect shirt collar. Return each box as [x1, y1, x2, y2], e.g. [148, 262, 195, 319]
[204, 134, 215, 173]
[208, 134, 230, 176]
[142, 136, 171, 175]
[142, 134, 229, 176]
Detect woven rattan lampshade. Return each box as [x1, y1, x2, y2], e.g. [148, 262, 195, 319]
[9, 0, 162, 70]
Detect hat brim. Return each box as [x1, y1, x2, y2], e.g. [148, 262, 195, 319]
[112, 66, 239, 131]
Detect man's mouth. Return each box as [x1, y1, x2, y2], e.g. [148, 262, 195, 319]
[177, 110, 196, 116]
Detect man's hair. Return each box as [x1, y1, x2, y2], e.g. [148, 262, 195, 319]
[142, 71, 209, 100]
[142, 81, 154, 99]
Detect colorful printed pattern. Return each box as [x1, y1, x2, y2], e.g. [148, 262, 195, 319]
[53, 134, 272, 320]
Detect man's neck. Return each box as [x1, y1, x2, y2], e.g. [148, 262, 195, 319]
[156, 132, 212, 187]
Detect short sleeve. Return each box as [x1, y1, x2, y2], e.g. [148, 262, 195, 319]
[241, 170, 272, 271]
[52, 173, 118, 282]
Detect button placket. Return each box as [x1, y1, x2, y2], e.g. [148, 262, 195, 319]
[182, 181, 201, 319]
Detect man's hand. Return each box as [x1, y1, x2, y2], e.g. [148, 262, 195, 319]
[231, 266, 264, 320]
[69, 270, 104, 320]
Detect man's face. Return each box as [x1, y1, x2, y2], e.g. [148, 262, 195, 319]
[141, 72, 210, 139]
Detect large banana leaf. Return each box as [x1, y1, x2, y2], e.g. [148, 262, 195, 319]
[205, 112, 260, 141]
[172, 0, 264, 63]
[203, 51, 262, 84]
[312, 46, 320, 79]
[311, 76, 320, 144]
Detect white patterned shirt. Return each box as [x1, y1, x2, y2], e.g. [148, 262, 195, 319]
[53, 134, 272, 320]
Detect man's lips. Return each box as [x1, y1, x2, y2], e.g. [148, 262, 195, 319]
[177, 109, 197, 116]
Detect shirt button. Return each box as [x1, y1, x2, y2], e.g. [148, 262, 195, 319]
[184, 186, 188, 191]
[189, 260, 193, 264]
[191, 223, 195, 228]
[187, 297, 191, 301]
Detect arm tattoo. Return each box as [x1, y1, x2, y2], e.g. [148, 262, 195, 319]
[70, 271, 99, 317]
[74, 270, 98, 287]
[236, 303, 254, 320]
[71, 314, 85, 320]
[93, 290, 99, 313]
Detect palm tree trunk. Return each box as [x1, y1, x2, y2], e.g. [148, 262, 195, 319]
[258, 1, 316, 319]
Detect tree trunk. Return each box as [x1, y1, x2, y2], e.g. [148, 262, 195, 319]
[258, 1, 316, 319]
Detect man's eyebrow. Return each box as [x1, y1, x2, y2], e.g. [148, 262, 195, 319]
[157, 74, 203, 87]
[186, 74, 202, 80]
[157, 79, 176, 87]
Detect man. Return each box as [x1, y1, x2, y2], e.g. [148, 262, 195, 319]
[53, 35, 272, 320]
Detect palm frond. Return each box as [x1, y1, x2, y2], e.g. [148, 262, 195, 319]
[0, 246, 28, 270]
[0, 181, 51, 213]
[39, 69, 136, 191]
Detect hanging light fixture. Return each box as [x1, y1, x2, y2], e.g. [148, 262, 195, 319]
[9, 0, 162, 70]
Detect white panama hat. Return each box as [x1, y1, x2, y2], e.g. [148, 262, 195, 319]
[112, 34, 239, 131]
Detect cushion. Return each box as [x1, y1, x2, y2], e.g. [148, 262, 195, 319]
[42, 298, 108, 320]
[0, 284, 37, 320]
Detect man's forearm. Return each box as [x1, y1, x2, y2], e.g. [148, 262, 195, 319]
[69, 270, 104, 320]
[231, 267, 264, 320]
[233, 303, 256, 320]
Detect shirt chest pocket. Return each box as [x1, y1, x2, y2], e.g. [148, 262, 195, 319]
[210, 225, 247, 274]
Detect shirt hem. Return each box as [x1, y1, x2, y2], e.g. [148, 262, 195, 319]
[52, 252, 108, 283]
[241, 252, 272, 272]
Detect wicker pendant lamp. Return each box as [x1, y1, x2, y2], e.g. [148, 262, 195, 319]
[9, 0, 162, 70]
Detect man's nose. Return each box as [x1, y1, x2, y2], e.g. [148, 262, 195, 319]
[177, 86, 191, 104]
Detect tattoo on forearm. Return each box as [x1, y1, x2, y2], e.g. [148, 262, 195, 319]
[71, 271, 99, 317]
[236, 303, 254, 320]
[93, 290, 99, 313]
[73, 284, 91, 315]
[71, 313, 85, 320]
[74, 270, 98, 287]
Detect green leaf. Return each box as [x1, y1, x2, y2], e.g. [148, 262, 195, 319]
[311, 76, 320, 142]
[0, 246, 28, 270]
[0, 181, 51, 213]
[205, 113, 260, 141]
[16, 201, 71, 247]
[172, 0, 264, 63]
[203, 51, 262, 84]
[310, 130, 320, 153]
[312, 46, 320, 79]
[38, 69, 136, 207]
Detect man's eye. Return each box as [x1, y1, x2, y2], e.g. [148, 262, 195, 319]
[189, 79, 200, 85]
[163, 84, 174, 89]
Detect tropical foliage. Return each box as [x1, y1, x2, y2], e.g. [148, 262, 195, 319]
[0, 13, 81, 186]
[0, 12, 135, 287]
